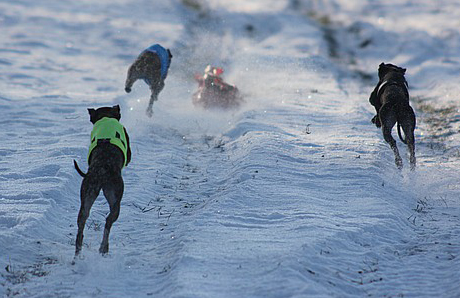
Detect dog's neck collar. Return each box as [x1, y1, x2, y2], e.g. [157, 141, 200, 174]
[377, 79, 409, 97]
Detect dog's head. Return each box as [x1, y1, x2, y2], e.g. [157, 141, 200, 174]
[167, 49, 173, 66]
[88, 105, 121, 124]
[378, 63, 406, 80]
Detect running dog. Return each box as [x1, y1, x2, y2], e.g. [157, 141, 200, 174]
[73, 105, 132, 256]
[125, 44, 172, 117]
[369, 63, 416, 170]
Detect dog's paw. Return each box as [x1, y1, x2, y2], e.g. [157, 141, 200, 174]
[146, 108, 153, 118]
[125, 87, 131, 93]
[371, 115, 381, 128]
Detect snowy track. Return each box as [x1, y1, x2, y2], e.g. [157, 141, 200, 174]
[1, 0, 460, 297]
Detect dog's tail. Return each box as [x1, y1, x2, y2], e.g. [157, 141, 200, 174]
[73, 160, 87, 178]
[397, 123, 408, 144]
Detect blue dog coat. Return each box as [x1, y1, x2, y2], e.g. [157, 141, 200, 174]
[145, 44, 170, 80]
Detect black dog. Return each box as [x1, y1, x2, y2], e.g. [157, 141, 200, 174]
[369, 63, 416, 170]
[125, 44, 172, 117]
[73, 105, 132, 256]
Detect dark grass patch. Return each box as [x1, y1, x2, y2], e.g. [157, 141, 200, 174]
[3, 257, 58, 296]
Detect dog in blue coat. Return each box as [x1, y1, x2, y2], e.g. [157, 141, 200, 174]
[125, 44, 172, 117]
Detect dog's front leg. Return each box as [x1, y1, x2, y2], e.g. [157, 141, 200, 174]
[371, 105, 382, 128]
[125, 66, 139, 93]
[371, 115, 381, 127]
[369, 89, 382, 127]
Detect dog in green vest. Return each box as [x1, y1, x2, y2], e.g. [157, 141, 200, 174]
[73, 105, 132, 257]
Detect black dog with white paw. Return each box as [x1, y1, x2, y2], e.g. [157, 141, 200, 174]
[369, 63, 416, 170]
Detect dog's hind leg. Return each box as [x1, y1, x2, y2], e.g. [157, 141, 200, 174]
[75, 177, 101, 256]
[402, 127, 416, 170]
[146, 81, 164, 117]
[99, 175, 124, 254]
[383, 126, 403, 169]
[408, 139, 416, 171]
[146, 92, 157, 118]
[380, 105, 403, 169]
[400, 106, 416, 170]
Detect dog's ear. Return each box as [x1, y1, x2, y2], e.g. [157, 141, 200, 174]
[88, 108, 96, 123]
[378, 63, 388, 79]
[113, 105, 121, 120]
[167, 49, 173, 59]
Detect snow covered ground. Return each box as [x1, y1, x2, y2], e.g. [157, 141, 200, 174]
[1, 0, 460, 297]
